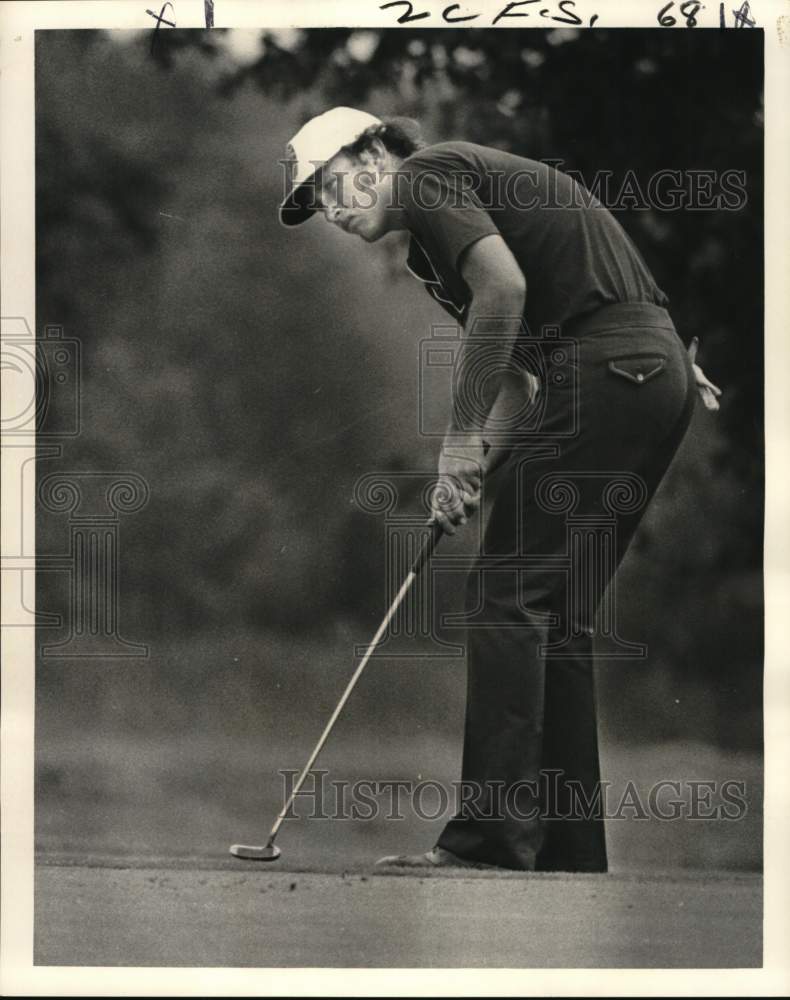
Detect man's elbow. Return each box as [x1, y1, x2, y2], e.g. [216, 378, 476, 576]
[472, 272, 526, 310]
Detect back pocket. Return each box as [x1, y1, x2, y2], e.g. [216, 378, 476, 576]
[608, 354, 667, 385]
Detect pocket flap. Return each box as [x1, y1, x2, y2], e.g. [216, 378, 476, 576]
[608, 356, 667, 384]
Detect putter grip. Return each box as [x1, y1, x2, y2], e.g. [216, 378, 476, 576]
[410, 520, 444, 576]
[411, 440, 495, 577]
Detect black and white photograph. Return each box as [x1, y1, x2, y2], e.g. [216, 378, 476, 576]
[1, 0, 788, 992]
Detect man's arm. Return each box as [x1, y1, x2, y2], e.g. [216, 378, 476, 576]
[431, 234, 526, 535]
[450, 233, 526, 435]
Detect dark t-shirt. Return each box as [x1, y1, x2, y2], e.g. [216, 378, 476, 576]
[398, 141, 668, 334]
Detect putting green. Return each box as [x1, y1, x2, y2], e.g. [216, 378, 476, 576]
[35, 862, 761, 968]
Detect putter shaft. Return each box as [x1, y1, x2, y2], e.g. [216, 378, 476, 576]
[231, 521, 442, 860]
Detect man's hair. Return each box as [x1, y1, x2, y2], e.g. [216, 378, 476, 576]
[341, 116, 427, 161]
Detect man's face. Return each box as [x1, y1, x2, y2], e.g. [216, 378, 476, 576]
[317, 150, 395, 242]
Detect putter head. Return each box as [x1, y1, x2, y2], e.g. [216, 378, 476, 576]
[229, 842, 281, 862]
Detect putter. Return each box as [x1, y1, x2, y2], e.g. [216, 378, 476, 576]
[228, 406, 524, 865]
[229, 519, 444, 862]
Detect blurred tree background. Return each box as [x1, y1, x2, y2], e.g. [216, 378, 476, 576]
[34, 27, 763, 867]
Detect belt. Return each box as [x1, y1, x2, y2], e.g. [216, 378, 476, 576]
[562, 302, 675, 339]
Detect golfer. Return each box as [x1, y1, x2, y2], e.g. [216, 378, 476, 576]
[280, 107, 721, 872]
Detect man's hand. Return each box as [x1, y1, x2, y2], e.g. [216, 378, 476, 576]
[430, 439, 486, 536]
[688, 337, 722, 412]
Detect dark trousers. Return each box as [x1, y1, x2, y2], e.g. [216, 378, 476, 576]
[437, 304, 697, 871]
